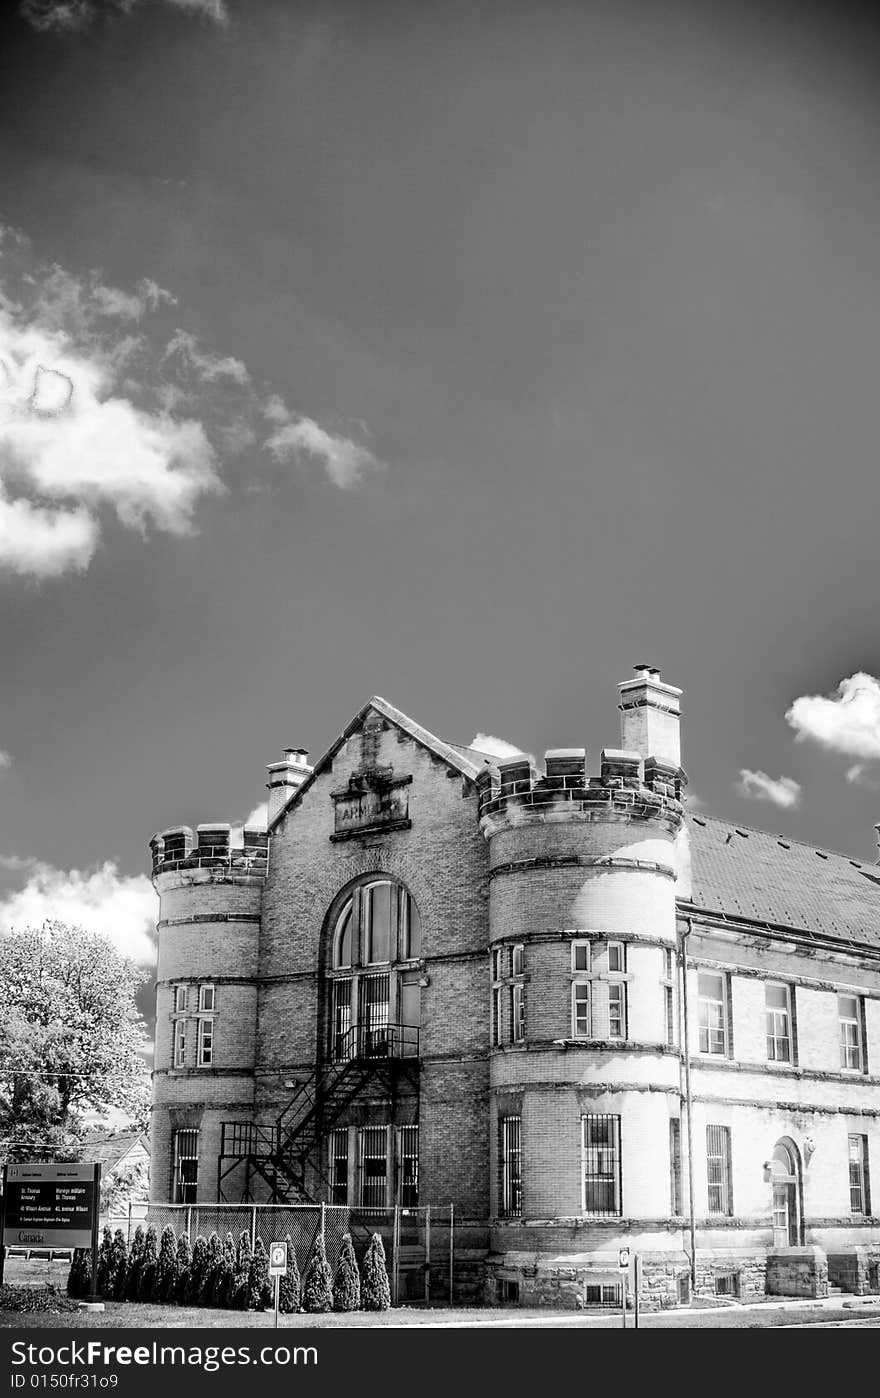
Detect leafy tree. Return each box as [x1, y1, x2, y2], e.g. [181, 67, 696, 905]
[124, 1225, 145, 1301]
[110, 1229, 128, 1301]
[66, 1248, 92, 1299]
[155, 1224, 177, 1302]
[301, 1233, 333, 1313]
[100, 1157, 149, 1217]
[231, 1232, 253, 1310]
[94, 1225, 113, 1299]
[332, 1233, 361, 1312]
[361, 1233, 391, 1311]
[173, 1232, 192, 1305]
[185, 1236, 209, 1305]
[0, 922, 151, 1162]
[211, 1232, 236, 1309]
[248, 1237, 273, 1311]
[137, 1225, 158, 1302]
[278, 1234, 301, 1314]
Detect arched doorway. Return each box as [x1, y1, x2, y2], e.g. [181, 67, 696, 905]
[770, 1139, 803, 1247]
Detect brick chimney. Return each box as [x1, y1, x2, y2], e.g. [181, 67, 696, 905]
[266, 747, 312, 823]
[617, 665, 682, 770]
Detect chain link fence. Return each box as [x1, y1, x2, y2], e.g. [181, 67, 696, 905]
[138, 1202, 457, 1302]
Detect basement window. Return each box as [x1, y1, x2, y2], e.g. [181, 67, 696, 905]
[714, 1272, 740, 1298]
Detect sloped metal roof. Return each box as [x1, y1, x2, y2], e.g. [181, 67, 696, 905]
[685, 814, 880, 951]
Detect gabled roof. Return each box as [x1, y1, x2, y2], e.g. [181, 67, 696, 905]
[684, 813, 880, 952]
[79, 1132, 150, 1173]
[269, 696, 491, 830]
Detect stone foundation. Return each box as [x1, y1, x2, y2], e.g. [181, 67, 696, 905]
[827, 1247, 880, 1296]
[694, 1253, 767, 1300]
[765, 1246, 828, 1298]
[486, 1251, 691, 1311]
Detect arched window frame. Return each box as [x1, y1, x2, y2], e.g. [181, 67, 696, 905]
[325, 875, 422, 1061]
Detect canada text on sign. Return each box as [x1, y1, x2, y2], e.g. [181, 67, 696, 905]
[2, 1162, 100, 1250]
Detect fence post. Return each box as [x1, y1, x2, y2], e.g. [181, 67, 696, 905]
[320, 1201, 325, 1245]
[424, 1205, 431, 1307]
[392, 1205, 400, 1306]
[251, 1205, 257, 1250]
[449, 1203, 454, 1304]
[186, 1206, 191, 1242]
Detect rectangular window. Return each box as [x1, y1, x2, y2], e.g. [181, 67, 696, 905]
[398, 1124, 419, 1207]
[608, 982, 626, 1039]
[665, 985, 675, 1048]
[663, 947, 674, 981]
[365, 882, 392, 964]
[511, 943, 525, 976]
[849, 1134, 870, 1215]
[511, 983, 525, 1043]
[198, 983, 215, 1012]
[197, 1017, 213, 1067]
[706, 1124, 732, 1215]
[698, 973, 728, 1056]
[492, 986, 504, 1047]
[400, 892, 421, 960]
[328, 1127, 348, 1205]
[765, 983, 792, 1063]
[607, 942, 625, 974]
[571, 941, 590, 973]
[173, 1018, 186, 1068]
[839, 995, 864, 1072]
[492, 948, 503, 982]
[582, 1114, 622, 1216]
[174, 984, 187, 1014]
[357, 1125, 388, 1207]
[330, 978, 353, 1060]
[572, 982, 591, 1037]
[359, 974, 390, 1057]
[173, 1129, 198, 1204]
[669, 1119, 682, 1215]
[500, 1115, 522, 1218]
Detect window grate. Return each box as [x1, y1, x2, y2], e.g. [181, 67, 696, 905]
[582, 1114, 622, 1216]
[500, 1116, 522, 1218]
[706, 1124, 732, 1215]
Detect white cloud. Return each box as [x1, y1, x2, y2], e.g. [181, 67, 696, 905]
[163, 330, 250, 387]
[786, 672, 880, 765]
[0, 489, 98, 577]
[245, 802, 268, 827]
[0, 859, 158, 965]
[468, 732, 524, 761]
[266, 416, 385, 489]
[0, 749, 10, 770]
[19, 0, 227, 32]
[736, 769, 802, 809]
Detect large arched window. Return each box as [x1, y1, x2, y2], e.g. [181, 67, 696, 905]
[326, 877, 421, 1061]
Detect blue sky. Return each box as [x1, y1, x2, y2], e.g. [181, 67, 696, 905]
[2, 0, 880, 1036]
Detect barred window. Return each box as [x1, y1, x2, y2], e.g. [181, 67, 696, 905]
[173, 1129, 199, 1204]
[357, 1125, 388, 1207]
[765, 984, 792, 1063]
[582, 1115, 622, 1216]
[328, 1127, 348, 1205]
[839, 995, 865, 1072]
[698, 974, 728, 1056]
[669, 1119, 682, 1215]
[398, 1124, 419, 1207]
[499, 1115, 522, 1218]
[359, 974, 390, 1058]
[706, 1124, 732, 1215]
[849, 1134, 870, 1215]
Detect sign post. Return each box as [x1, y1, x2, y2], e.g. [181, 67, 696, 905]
[633, 1252, 642, 1330]
[268, 1240, 287, 1328]
[618, 1246, 630, 1330]
[2, 1161, 101, 1303]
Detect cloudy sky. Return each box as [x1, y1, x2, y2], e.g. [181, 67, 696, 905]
[2, 0, 880, 1034]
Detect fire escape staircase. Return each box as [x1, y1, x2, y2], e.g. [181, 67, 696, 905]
[218, 1023, 419, 1204]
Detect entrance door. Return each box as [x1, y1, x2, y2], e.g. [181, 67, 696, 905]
[771, 1140, 801, 1246]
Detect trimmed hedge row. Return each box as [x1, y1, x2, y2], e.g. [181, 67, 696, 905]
[67, 1225, 391, 1313]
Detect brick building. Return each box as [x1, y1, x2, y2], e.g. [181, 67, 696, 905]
[148, 666, 880, 1306]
